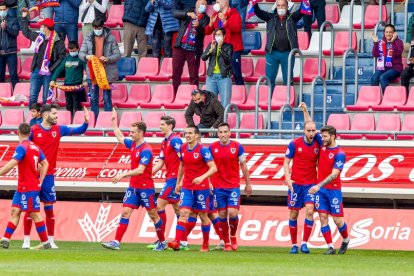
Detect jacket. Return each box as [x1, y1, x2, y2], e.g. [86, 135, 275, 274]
[123, 0, 149, 27]
[201, 42, 233, 78]
[173, 9, 209, 56]
[372, 36, 404, 73]
[19, 18, 66, 73]
[205, 7, 243, 52]
[0, 14, 19, 54]
[145, 0, 179, 35]
[79, 28, 122, 83]
[253, 4, 302, 53]
[53, 0, 82, 24]
[185, 91, 224, 128]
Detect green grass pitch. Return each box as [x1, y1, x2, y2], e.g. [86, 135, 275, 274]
[0, 241, 413, 275]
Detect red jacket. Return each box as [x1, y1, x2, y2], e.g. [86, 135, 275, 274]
[205, 7, 244, 52]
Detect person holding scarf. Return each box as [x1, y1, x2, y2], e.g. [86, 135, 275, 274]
[20, 8, 66, 109]
[172, 0, 209, 94]
[371, 24, 404, 93]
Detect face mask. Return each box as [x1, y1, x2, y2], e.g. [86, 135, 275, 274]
[198, 4, 206, 13]
[277, 9, 287, 16]
[213, 3, 221, 12]
[196, 101, 204, 108]
[0, 11, 7, 18]
[94, 29, 103, 36]
[215, 35, 223, 43]
[69, 51, 79, 57]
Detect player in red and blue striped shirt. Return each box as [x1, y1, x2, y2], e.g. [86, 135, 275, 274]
[0, 123, 50, 250]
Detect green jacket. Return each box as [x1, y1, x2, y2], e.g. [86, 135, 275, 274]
[407, 13, 414, 43]
[51, 55, 86, 85]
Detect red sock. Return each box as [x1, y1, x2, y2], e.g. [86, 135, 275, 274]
[201, 224, 210, 245]
[229, 216, 239, 236]
[44, 207, 55, 237]
[211, 217, 223, 240]
[339, 223, 349, 239]
[154, 219, 165, 242]
[4, 221, 17, 239]
[114, 218, 129, 243]
[23, 212, 33, 236]
[184, 217, 197, 241]
[175, 221, 187, 243]
[321, 225, 333, 244]
[302, 219, 314, 242]
[35, 221, 48, 243]
[220, 218, 230, 243]
[157, 210, 167, 237]
[289, 220, 298, 245]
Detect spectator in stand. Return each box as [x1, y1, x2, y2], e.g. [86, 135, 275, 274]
[371, 24, 404, 93]
[338, 0, 360, 11]
[123, 0, 149, 58]
[206, 0, 244, 85]
[202, 27, 233, 108]
[0, 1, 19, 89]
[230, 0, 248, 31]
[145, 0, 179, 58]
[79, 17, 121, 118]
[29, 103, 42, 126]
[401, 41, 414, 97]
[302, 0, 326, 40]
[50, 41, 87, 118]
[185, 89, 224, 135]
[20, 9, 66, 108]
[79, 0, 108, 41]
[172, 0, 209, 94]
[53, 0, 81, 43]
[253, 0, 302, 91]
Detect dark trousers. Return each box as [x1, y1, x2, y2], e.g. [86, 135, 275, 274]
[303, 0, 326, 40]
[172, 47, 200, 94]
[152, 29, 174, 58]
[55, 23, 78, 43]
[401, 67, 414, 96]
[65, 89, 84, 118]
[0, 53, 19, 89]
[232, 51, 244, 85]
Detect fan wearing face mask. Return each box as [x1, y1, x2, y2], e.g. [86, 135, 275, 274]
[252, 0, 303, 91]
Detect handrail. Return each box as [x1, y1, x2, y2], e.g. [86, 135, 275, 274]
[311, 76, 327, 125]
[255, 76, 272, 131]
[318, 21, 334, 79]
[287, 48, 304, 103]
[278, 104, 295, 139]
[342, 49, 359, 108]
[223, 103, 241, 139]
[390, 0, 395, 25]
[379, 0, 383, 23]
[404, 0, 409, 44]
[348, 0, 355, 49]
[360, 0, 366, 53]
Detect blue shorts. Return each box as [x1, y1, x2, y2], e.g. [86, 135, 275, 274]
[12, 191, 41, 212]
[158, 178, 179, 204]
[209, 193, 217, 214]
[123, 188, 157, 210]
[179, 188, 211, 213]
[40, 175, 56, 204]
[287, 184, 315, 210]
[214, 188, 241, 211]
[315, 188, 344, 217]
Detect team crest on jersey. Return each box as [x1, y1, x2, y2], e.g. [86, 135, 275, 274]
[231, 148, 236, 154]
[329, 153, 334, 159]
[314, 148, 319, 154]
[52, 131, 57, 138]
[194, 153, 199, 159]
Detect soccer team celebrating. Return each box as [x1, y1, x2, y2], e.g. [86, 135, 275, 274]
[0, 103, 349, 254]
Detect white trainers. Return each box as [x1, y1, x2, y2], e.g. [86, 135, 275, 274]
[22, 240, 30, 249]
[49, 242, 59, 249]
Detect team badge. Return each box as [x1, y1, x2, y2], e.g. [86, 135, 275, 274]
[231, 148, 236, 154]
[140, 192, 147, 199]
[52, 131, 57, 138]
[22, 194, 26, 200]
[198, 194, 204, 201]
[332, 198, 339, 204]
[290, 201, 296, 206]
[194, 153, 199, 159]
[314, 148, 319, 154]
[329, 153, 334, 159]
[315, 203, 320, 209]
[231, 191, 238, 198]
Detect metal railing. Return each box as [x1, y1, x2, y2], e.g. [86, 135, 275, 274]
[360, 0, 366, 53]
[311, 76, 328, 125]
[390, 0, 395, 25]
[223, 103, 241, 139]
[342, 49, 359, 108]
[278, 104, 295, 139]
[404, 0, 409, 44]
[287, 48, 304, 103]
[379, 0, 383, 23]
[348, 0, 356, 49]
[318, 21, 335, 80]
[255, 76, 272, 131]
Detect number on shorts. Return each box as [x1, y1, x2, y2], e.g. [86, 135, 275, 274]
[291, 193, 298, 201]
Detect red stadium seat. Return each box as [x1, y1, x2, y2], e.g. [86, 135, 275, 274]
[298, 31, 309, 51]
[181, 61, 206, 82]
[327, 113, 350, 139]
[143, 111, 166, 137]
[148, 58, 172, 81]
[0, 83, 12, 99]
[85, 111, 115, 136]
[230, 85, 247, 106]
[312, 4, 340, 29]
[239, 113, 264, 138]
[169, 112, 187, 135]
[126, 57, 160, 81]
[347, 86, 382, 111]
[73, 110, 95, 128]
[293, 58, 325, 82]
[57, 110, 72, 125]
[250, 35, 266, 56]
[354, 5, 387, 29]
[7, 82, 32, 107]
[108, 111, 143, 136]
[140, 84, 174, 108]
[111, 30, 122, 43]
[341, 113, 375, 139]
[20, 57, 33, 80]
[117, 84, 151, 109]
[17, 32, 31, 51]
[226, 113, 237, 130]
[397, 114, 414, 140]
[366, 114, 401, 140]
[259, 85, 295, 110]
[164, 84, 196, 109]
[244, 58, 266, 83]
[109, 84, 128, 107]
[238, 85, 270, 110]
[397, 87, 414, 111]
[241, 58, 254, 78]
[323, 31, 357, 56]
[0, 109, 24, 134]
[372, 86, 407, 111]
[105, 5, 124, 27]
